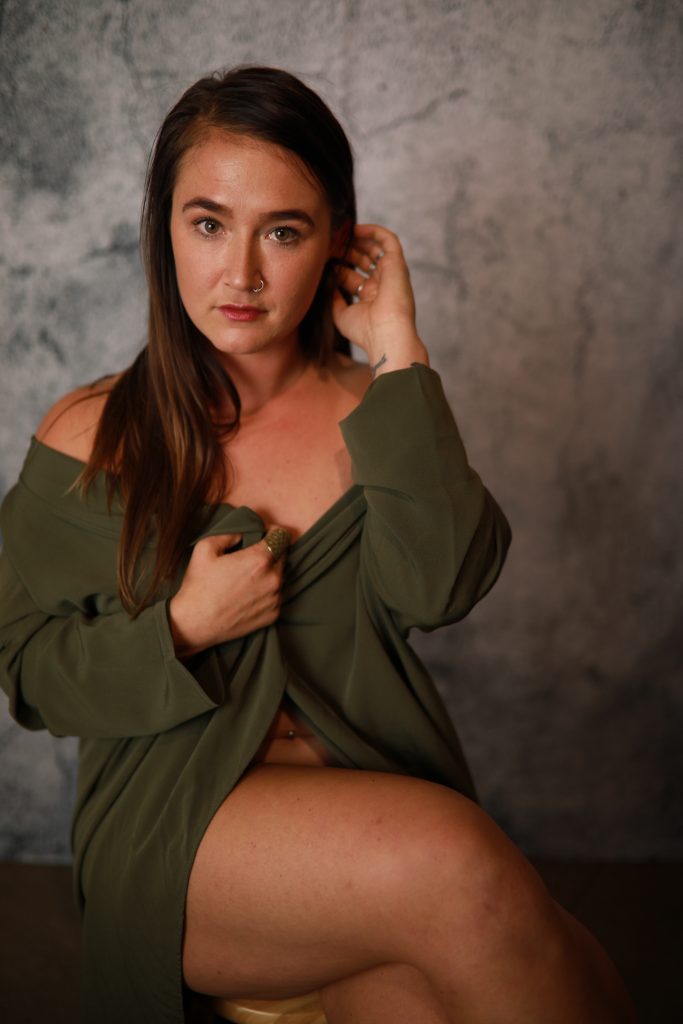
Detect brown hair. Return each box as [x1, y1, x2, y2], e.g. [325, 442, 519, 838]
[80, 67, 356, 614]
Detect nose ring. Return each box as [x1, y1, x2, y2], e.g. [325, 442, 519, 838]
[252, 278, 265, 294]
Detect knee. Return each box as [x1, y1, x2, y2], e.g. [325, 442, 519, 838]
[385, 785, 555, 951]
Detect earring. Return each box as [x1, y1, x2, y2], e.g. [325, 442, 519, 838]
[252, 278, 265, 294]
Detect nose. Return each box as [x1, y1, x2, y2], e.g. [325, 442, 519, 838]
[223, 231, 261, 294]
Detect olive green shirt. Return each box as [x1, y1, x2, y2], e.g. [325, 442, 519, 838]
[0, 365, 511, 1022]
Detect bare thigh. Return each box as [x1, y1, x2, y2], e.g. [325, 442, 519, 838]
[182, 763, 537, 1000]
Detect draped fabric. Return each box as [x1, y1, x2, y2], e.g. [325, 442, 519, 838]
[0, 365, 511, 1022]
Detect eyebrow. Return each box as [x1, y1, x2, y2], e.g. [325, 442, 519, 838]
[180, 197, 316, 228]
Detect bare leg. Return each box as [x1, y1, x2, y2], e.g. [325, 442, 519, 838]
[320, 962, 451, 1024]
[183, 765, 635, 1023]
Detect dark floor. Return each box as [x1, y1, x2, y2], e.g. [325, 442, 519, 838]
[0, 860, 680, 1023]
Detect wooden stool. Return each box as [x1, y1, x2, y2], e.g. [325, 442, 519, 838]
[213, 991, 327, 1023]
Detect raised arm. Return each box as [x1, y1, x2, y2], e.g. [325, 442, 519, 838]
[340, 364, 510, 632]
[333, 224, 511, 632]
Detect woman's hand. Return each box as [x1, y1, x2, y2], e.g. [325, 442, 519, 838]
[167, 531, 287, 657]
[331, 224, 429, 377]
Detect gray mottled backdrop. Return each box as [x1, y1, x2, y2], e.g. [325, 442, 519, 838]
[1, 0, 681, 862]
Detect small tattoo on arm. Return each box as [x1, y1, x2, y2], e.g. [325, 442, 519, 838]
[371, 353, 387, 377]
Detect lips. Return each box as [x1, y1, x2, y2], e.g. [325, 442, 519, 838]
[218, 304, 266, 322]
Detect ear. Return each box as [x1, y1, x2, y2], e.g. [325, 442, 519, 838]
[328, 219, 352, 260]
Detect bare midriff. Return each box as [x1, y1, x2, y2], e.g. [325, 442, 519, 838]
[250, 701, 339, 767]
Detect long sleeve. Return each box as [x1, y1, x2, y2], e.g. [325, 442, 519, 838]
[340, 363, 511, 633]
[0, 547, 223, 738]
[0, 439, 272, 740]
[0, 382, 511, 1024]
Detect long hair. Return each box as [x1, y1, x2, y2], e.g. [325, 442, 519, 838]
[80, 67, 357, 614]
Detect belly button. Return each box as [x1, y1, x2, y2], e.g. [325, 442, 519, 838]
[286, 729, 296, 740]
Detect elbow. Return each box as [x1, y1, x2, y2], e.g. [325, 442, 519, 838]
[0, 662, 48, 732]
[469, 489, 512, 603]
[449, 488, 512, 616]
[403, 489, 512, 631]
[362, 485, 511, 631]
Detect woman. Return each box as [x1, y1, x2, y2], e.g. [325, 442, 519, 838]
[0, 67, 634, 1023]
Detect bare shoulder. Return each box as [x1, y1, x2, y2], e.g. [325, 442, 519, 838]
[35, 374, 122, 462]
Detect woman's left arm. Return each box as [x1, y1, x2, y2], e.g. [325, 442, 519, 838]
[334, 225, 511, 633]
[340, 365, 511, 633]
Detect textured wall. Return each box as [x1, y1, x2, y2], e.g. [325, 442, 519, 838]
[1, 0, 681, 861]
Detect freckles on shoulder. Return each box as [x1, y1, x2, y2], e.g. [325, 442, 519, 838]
[35, 375, 120, 463]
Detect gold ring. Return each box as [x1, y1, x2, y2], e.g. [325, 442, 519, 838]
[263, 527, 291, 562]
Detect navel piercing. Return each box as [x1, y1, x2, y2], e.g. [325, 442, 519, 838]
[286, 729, 296, 740]
[252, 278, 265, 294]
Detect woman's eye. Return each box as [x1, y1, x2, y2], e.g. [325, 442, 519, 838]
[269, 226, 299, 244]
[195, 218, 220, 236]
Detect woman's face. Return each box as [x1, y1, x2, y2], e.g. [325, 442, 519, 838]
[170, 129, 338, 362]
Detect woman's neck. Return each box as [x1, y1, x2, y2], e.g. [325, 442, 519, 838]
[219, 337, 311, 418]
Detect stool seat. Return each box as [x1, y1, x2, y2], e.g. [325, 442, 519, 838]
[213, 990, 327, 1024]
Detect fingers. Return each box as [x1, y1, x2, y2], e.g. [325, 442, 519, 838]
[195, 528, 291, 568]
[344, 230, 387, 276]
[352, 223, 399, 260]
[345, 246, 382, 276]
[333, 224, 404, 305]
[194, 532, 243, 556]
[334, 253, 382, 305]
[173, 527, 289, 655]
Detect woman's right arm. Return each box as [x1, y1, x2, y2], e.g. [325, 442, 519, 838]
[0, 531, 285, 739]
[0, 547, 221, 736]
[0, 391, 284, 739]
[0, 515, 285, 740]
